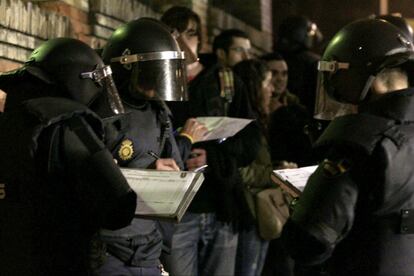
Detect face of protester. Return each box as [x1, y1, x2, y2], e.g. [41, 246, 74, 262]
[174, 19, 204, 79]
[175, 19, 200, 66]
[267, 59, 288, 96]
[224, 37, 252, 67]
[181, 19, 199, 60]
[261, 71, 274, 115]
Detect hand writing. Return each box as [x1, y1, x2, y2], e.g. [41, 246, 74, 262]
[155, 158, 180, 171]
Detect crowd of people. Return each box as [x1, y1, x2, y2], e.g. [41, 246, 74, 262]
[1, 5, 414, 276]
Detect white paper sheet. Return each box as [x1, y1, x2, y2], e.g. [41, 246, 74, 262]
[196, 116, 253, 141]
[273, 165, 318, 193]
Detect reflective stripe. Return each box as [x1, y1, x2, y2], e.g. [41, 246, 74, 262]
[111, 51, 185, 64]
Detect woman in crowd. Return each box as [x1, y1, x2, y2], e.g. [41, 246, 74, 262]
[233, 59, 275, 276]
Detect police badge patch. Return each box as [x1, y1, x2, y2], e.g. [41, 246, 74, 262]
[118, 139, 134, 161]
[322, 159, 351, 177]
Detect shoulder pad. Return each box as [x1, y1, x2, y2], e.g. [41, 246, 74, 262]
[23, 97, 104, 139]
[315, 113, 398, 155]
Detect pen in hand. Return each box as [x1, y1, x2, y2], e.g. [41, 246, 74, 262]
[147, 150, 180, 171]
[147, 150, 161, 160]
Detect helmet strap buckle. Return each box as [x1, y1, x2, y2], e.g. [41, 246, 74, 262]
[80, 65, 112, 85]
[318, 61, 350, 73]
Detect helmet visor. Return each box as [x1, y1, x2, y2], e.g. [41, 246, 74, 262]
[81, 65, 125, 114]
[112, 51, 188, 101]
[314, 61, 357, 120]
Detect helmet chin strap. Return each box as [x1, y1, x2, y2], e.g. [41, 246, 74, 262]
[360, 75, 377, 101]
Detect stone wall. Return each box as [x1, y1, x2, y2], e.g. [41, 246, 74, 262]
[0, 0, 273, 72]
[0, 0, 71, 71]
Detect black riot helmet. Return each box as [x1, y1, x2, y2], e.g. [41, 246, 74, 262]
[26, 38, 124, 114]
[277, 15, 323, 52]
[314, 18, 414, 120]
[376, 14, 414, 43]
[101, 18, 187, 102]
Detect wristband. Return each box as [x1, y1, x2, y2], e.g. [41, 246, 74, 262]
[180, 132, 194, 144]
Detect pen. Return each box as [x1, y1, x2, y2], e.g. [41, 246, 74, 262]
[193, 164, 208, 173]
[147, 150, 161, 160]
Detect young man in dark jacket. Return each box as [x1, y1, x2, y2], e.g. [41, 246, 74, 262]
[161, 9, 260, 275]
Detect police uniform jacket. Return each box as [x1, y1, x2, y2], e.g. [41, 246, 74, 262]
[0, 97, 136, 276]
[282, 88, 414, 275]
[99, 98, 189, 268]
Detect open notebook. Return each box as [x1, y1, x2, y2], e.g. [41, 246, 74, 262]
[271, 165, 318, 197]
[121, 168, 204, 222]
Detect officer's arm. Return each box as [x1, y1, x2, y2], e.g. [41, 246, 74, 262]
[174, 134, 193, 162]
[63, 117, 136, 230]
[281, 158, 359, 265]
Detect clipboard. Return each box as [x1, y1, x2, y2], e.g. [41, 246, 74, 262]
[121, 168, 204, 222]
[271, 165, 318, 197]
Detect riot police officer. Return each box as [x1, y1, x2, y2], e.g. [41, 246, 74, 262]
[0, 38, 137, 275]
[277, 15, 323, 115]
[98, 18, 207, 276]
[282, 19, 414, 275]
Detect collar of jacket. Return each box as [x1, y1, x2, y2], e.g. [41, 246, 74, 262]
[359, 88, 414, 123]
